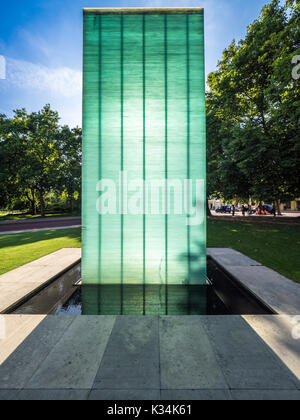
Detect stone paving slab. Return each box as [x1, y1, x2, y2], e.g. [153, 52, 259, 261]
[243, 315, 300, 381]
[208, 248, 300, 314]
[26, 316, 116, 390]
[0, 390, 19, 400]
[0, 248, 81, 313]
[0, 316, 75, 389]
[159, 316, 228, 390]
[0, 315, 299, 399]
[17, 389, 90, 401]
[0, 314, 42, 341]
[231, 390, 300, 400]
[93, 316, 160, 390]
[0, 315, 45, 365]
[161, 390, 232, 400]
[89, 389, 160, 400]
[201, 316, 299, 390]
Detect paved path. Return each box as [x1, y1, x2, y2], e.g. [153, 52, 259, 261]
[208, 248, 300, 314]
[0, 217, 81, 235]
[0, 248, 81, 314]
[209, 212, 300, 224]
[0, 315, 299, 400]
[211, 211, 300, 217]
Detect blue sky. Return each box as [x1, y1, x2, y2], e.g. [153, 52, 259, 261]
[0, 0, 270, 127]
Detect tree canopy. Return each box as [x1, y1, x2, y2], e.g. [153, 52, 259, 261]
[207, 0, 300, 212]
[0, 105, 82, 216]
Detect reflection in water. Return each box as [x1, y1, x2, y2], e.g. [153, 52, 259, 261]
[12, 264, 81, 315]
[64, 283, 228, 315]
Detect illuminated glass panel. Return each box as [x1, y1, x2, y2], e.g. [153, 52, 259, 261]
[82, 9, 206, 295]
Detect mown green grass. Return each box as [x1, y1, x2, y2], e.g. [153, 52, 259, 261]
[0, 228, 81, 275]
[0, 212, 80, 221]
[207, 220, 300, 284]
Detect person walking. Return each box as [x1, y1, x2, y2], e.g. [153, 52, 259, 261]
[232, 204, 236, 217]
[242, 205, 246, 216]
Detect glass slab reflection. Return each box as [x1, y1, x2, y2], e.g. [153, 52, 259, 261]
[57, 284, 229, 315]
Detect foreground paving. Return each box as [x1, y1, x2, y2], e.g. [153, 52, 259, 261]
[0, 315, 299, 400]
[0, 249, 81, 313]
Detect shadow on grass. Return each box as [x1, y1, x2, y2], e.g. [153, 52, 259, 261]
[0, 228, 81, 250]
[0, 212, 81, 222]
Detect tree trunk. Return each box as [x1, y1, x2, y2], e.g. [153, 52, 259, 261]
[26, 189, 37, 216]
[275, 199, 282, 216]
[78, 190, 82, 211]
[31, 189, 37, 215]
[68, 191, 74, 213]
[206, 199, 212, 217]
[38, 189, 45, 217]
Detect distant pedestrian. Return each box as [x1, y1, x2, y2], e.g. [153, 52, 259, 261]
[248, 205, 252, 215]
[242, 205, 246, 216]
[272, 206, 276, 217]
[232, 204, 236, 217]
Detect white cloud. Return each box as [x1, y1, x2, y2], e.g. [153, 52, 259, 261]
[3, 57, 82, 97]
[19, 29, 53, 60]
[0, 55, 6, 80]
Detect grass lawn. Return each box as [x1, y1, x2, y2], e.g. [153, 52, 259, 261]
[208, 219, 300, 284]
[0, 212, 80, 221]
[0, 228, 81, 275]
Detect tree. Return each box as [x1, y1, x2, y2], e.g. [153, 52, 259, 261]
[0, 105, 82, 216]
[57, 126, 82, 212]
[206, 93, 252, 204]
[13, 105, 63, 216]
[0, 114, 27, 210]
[207, 0, 300, 214]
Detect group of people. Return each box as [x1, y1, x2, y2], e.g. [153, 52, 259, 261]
[256, 204, 276, 217]
[231, 204, 276, 217]
[231, 204, 253, 217]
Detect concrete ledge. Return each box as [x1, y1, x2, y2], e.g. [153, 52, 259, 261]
[207, 248, 300, 315]
[0, 248, 81, 314]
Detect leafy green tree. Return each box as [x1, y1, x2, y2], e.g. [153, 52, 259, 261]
[207, 0, 300, 214]
[14, 105, 62, 216]
[0, 105, 82, 216]
[57, 126, 82, 212]
[206, 93, 252, 204]
[0, 113, 27, 210]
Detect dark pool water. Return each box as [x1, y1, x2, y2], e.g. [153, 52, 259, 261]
[56, 284, 229, 316]
[11, 259, 273, 316]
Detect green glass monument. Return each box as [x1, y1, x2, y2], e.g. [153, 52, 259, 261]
[82, 8, 206, 314]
